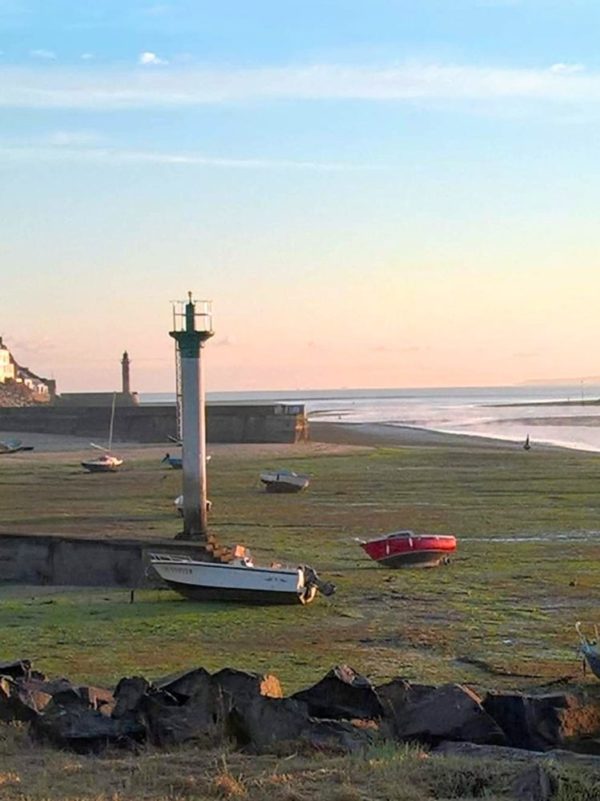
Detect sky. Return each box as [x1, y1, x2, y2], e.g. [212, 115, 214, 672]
[1, 0, 600, 392]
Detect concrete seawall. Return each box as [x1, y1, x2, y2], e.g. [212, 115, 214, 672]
[0, 532, 208, 588]
[0, 403, 308, 443]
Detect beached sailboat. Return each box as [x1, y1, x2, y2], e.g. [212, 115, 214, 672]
[358, 530, 457, 568]
[81, 394, 123, 473]
[149, 550, 335, 605]
[0, 438, 34, 454]
[523, 434, 531, 451]
[260, 469, 310, 493]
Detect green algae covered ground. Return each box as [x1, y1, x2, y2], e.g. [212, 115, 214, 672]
[1, 438, 599, 692]
[2, 437, 600, 801]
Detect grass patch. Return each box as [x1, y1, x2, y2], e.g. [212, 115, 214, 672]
[2, 441, 600, 798]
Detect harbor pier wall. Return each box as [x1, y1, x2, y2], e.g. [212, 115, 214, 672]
[0, 403, 308, 443]
[0, 532, 204, 588]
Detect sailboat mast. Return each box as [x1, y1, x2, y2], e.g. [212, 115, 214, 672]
[108, 392, 117, 451]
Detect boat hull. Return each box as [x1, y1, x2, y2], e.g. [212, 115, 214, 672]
[260, 471, 309, 493]
[156, 578, 307, 604]
[370, 550, 451, 568]
[150, 556, 316, 605]
[262, 480, 308, 493]
[81, 461, 122, 473]
[360, 533, 456, 569]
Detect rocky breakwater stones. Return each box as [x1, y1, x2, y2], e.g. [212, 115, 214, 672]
[376, 679, 507, 746]
[292, 664, 384, 721]
[4, 658, 600, 760]
[483, 691, 600, 752]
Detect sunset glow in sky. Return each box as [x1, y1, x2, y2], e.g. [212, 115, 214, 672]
[2, 1, 599, 392]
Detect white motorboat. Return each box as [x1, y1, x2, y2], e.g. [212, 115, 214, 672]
[259, 469, 310, 493]
[149, 550, 334, 605]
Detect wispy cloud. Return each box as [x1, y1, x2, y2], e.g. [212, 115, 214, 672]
[0, 61, 599, 109]
[142, 4, 172, 16]
[549, 62, 585, 75]
[138, 51, 168, 66]
[0, 144, 363, 171]
[44, 129, 102, 146]
[28, 48, 57, 60]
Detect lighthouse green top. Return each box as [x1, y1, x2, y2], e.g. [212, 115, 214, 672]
[169, 295, 214, 357]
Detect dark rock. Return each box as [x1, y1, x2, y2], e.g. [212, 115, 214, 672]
[292, 665, 383, 720]
[0, 676, 51, 722]
[483, 692, 600, 751]
[229, 696, 310, 753]
[31, 697, 146, 753]
[143, 674, 228, 748]
[0, 659, 34, 681]
[378, 680, 506, 746]
[434, 739, 600, 768]
[51, 687, 89, 707]
[154, 667, 212, 701]
[37, 678, 76, 695]
[229, 695, 376, 755]
[78, 686, 115, 714]
[212, 668, 283, 711]
[510, 765, 556, 801]
[0, 674, 88, 723]
[302, 719, 375, 754]
[112, 676, 151, 719]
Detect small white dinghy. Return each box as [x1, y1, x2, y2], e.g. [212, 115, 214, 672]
[259, 469, 310, 493]
[81, 453, 123, 473]
[149, 549, 334, 605]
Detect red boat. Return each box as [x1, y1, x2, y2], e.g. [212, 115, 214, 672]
[359, 530, 457, 568]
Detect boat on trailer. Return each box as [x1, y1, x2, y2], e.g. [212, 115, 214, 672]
[359, 530, 457, 568]
[149, 550, 334, 605]
[260, 469, 310, 493]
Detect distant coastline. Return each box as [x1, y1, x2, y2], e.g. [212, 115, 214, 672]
[490, 398, 600, 408]
[136, 385, 600, 454]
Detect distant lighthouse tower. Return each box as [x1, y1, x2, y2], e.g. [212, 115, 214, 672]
[170, 293, 214, 540]
[121, 351, 131, 395]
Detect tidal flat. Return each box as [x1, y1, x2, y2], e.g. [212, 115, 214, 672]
[1, 430, 600, 799]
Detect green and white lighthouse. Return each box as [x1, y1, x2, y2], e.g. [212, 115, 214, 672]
[170, 293, 214, 540]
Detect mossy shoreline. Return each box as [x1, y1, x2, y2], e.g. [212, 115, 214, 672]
[1, 427, 600, 798]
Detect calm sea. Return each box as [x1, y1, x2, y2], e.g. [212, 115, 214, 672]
[140, 385, 600, 453]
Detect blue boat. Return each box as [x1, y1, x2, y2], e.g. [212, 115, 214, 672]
[576, 623, 600, 679]
[161, 452, 182, 469]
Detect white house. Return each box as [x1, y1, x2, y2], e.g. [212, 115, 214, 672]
[0, 338, 16, 383]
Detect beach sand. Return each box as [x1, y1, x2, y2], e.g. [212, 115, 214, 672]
[0, 428, 368, 461]
[1, 422, 535, 461]
[1, 420, 551, 460]
[309, 420, 538, 449]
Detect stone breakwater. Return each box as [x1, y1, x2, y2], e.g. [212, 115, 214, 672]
[3, 659, 600, 763]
